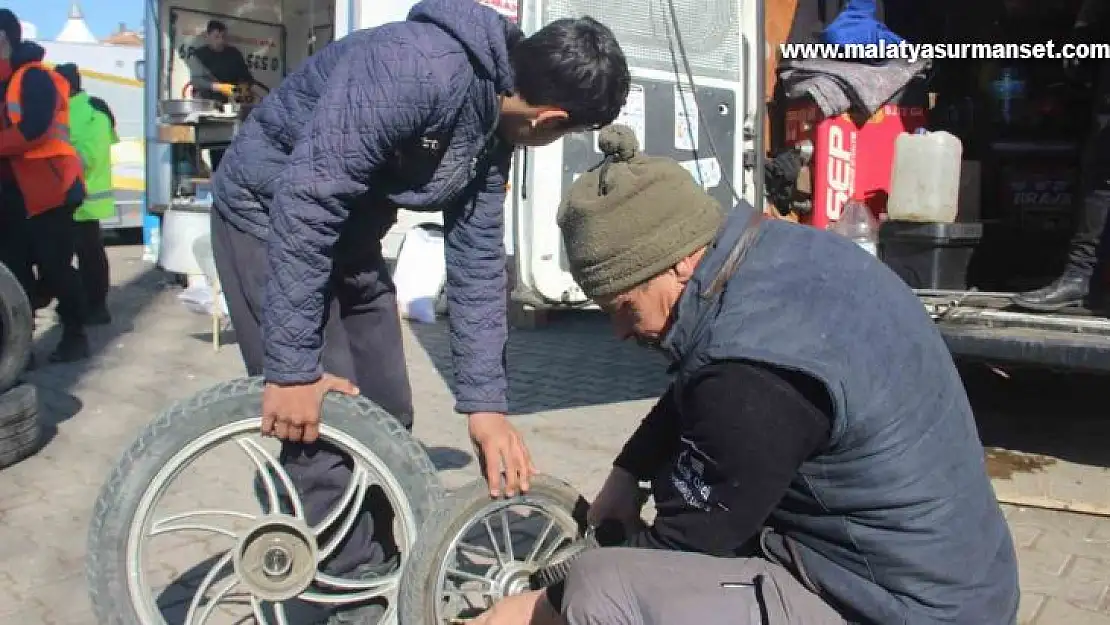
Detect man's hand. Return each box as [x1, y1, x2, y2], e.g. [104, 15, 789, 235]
[213, 82, 236, 97]
[261, 374, 359, 443]
[471, 589, 559, 625]
[469, 412, 536, 498]
[587, 466, 643, 532]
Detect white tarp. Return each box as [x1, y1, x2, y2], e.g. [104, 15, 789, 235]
[393, 224, 447, 324]
[169, 8, 286, 98]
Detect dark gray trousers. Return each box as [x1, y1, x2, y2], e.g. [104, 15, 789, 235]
[210, 208, 414, 576]
[559, 548, 847, 625]
[1067, 118, 1110, 277]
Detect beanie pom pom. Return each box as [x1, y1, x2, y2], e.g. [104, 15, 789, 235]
[597, 124, 639, 161]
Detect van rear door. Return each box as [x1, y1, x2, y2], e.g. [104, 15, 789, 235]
[511, 0, 761, 307]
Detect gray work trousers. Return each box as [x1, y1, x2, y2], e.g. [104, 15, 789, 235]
[210, 207, 414, 576]
[559, 548, 847, 625]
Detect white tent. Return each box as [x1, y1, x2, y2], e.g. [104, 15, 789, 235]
[55, 1, 98, 44]
[19, 21, 38, 40]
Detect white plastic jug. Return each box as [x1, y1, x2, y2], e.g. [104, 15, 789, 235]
[887, 130, 963, 223]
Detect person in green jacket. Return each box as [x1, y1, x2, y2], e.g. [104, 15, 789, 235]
[55, 63, 113, 325]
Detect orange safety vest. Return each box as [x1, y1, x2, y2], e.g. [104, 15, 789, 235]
[3, 62, 84, 216]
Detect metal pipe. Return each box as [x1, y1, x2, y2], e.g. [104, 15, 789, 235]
[942, 307, 1110, 333]
[914, 289, 1017, 298]
[753, 0, 766, 212]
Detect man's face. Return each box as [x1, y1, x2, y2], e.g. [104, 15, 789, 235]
[0, 31, 11, 62]
[207, 29, 227, 51]
[594, 269, 688, 353]
[596, 255, 701, 348]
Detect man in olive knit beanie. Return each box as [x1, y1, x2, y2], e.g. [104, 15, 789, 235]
[469, 125, 1017, 625]
[557, 124, 725, 304]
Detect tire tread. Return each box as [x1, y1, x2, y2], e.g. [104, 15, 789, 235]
[0, 383, 40, 469]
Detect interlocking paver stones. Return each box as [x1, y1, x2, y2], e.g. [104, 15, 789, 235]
[0, 245, 1108, 624]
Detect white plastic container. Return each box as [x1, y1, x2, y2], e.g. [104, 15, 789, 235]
[159, 206, 211, 275]
[887, 130, 963, 223]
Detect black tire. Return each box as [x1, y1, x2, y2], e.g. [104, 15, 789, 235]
[86, 376, 444, 625]
[0, 383, 40, 469]
[0, 262, 33, 393]
[399, 474, 588, 624]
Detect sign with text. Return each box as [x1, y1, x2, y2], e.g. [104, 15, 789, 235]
[169, 8, 286, 100]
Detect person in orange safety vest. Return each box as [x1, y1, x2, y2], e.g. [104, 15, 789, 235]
[0, 9, 90, 363]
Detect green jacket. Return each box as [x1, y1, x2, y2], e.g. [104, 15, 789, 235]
[68, 91, 118, 222]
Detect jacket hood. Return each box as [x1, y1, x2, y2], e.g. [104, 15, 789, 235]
[407, 0, 519, 94]
[12, 41, 46, 67]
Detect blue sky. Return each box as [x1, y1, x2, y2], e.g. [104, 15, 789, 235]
[7, 0, 144, 40]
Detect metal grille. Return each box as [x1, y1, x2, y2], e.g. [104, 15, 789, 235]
[539, 0, 740, 82]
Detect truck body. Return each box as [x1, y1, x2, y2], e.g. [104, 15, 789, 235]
[141, 0, 1110, 372]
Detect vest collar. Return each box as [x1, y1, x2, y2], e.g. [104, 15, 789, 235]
[660, 203, 759, 367]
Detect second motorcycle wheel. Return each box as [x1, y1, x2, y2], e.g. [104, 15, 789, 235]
[398, 475, 589, 624]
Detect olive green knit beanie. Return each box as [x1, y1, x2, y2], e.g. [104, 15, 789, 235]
[557, 124, 725, 299]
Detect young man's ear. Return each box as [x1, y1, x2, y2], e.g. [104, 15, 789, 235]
[532, 108, 570, 128]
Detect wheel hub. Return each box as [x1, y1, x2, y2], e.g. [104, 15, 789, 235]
[490, 562, 536, 598]
[262, 545, 293, 578]
[233, 516, 318, 602]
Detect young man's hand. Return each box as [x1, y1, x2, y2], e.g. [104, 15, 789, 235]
[586, 466, 643, 532]
[213, 82, 236, 97]
[261, 374, 359, 443]
[469, 412, 536, 498]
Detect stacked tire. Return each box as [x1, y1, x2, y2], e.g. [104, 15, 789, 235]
[0, 261, 39, 469]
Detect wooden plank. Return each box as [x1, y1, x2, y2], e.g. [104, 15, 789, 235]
[765, 0, 800, 105]
[764, 0, 800, 151]
[157, 124, 195, 144]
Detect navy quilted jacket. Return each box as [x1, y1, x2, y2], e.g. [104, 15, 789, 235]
[211, 0, 516, 413]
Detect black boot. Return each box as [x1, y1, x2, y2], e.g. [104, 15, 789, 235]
[49, 329, 90, 363]
[1011, 273, 1090, 312]
[85, 305, 112, 326]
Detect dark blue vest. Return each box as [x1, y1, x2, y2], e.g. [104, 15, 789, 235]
[662, 203, 1019, 625]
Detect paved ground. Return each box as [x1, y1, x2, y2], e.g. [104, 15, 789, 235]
[0, 244, 1108, 624]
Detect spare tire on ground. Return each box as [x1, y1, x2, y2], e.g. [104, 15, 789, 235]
[0, 262, 33, 393]
[0, 383, 41, 469]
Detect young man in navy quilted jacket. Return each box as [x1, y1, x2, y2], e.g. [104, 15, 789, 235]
[210, 0, 629, 621]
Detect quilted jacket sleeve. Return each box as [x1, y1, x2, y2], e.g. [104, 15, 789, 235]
[263, 45, 440, 384]
[443, 144, 512, 414]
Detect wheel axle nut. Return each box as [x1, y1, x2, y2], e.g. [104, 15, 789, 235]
[262, 545, 293, 578]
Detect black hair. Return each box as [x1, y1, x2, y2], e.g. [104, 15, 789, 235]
[510, 17, 630, 129]
[206, 20, 227, 34]
[55, 63, 82, 94]
[89, 96, 117, 130]
[0, 9, 22, 46]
